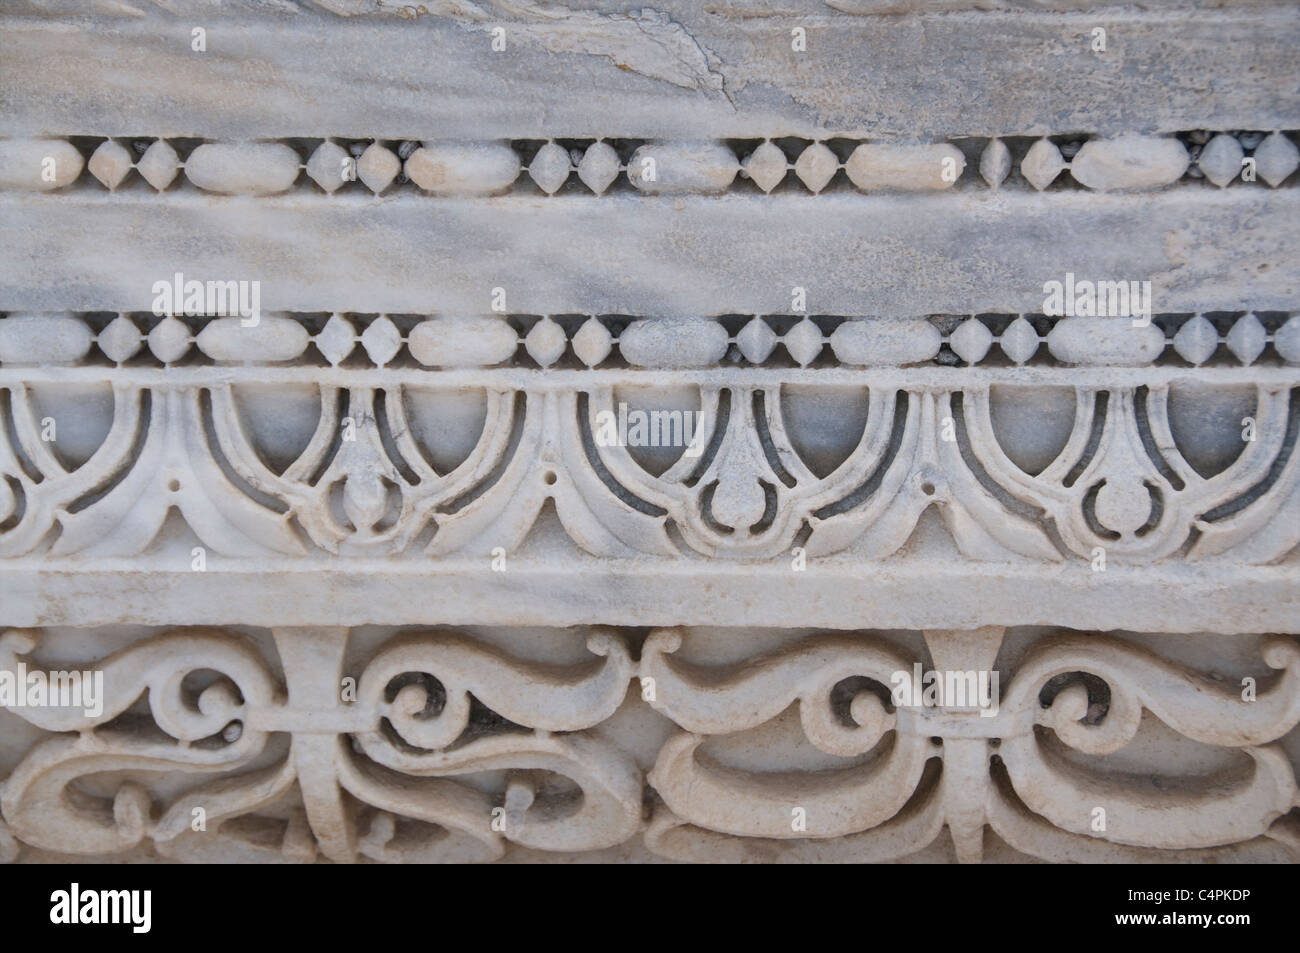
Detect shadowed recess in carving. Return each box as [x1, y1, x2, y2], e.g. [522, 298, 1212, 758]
[610, 383, 701, 477]
[231, 383, 321, 477]
[1201, 388, 1300, 522]
[1165, 383, 1258, 480]
[0, 387, 44, 484]
[683, 388, 729, 488]
[307, 389, 349, 487]
[438, 391, 527, 515]
[1134, 386, 1186, 491]
[400, 387, 490, 476]
[986, 385, 1075, 477]
[575, 391, 669, 518]
[64, 388, 151, 515]
[1062, 391, 1109, 489]
[1081, 482, 1122, 542]
[951, 391, 1053, 527]
[779, 385, 870, 479]
[26, 383, 113, 471]
[813, 391, 907, 519]
[752, 391, 797, 489]
[200, 389, 291, 516]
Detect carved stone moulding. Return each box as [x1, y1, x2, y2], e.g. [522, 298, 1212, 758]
[3, 0, 1298, 869]
[1, 131, 1296, 195]
[1, 367, 1297, 573]
[0, 624, 1296, 864]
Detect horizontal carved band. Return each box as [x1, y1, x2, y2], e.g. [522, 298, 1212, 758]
[2, 132, 1296, 196]
[2, 312, 1298, 370]
[1, 380, 1296, 564]
[1, 625, 1296, 863]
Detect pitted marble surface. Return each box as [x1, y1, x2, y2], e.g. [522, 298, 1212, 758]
[0, 0, 1297, 863]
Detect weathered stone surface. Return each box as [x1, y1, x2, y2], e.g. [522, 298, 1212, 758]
[1, 0, 1297, 869]
[3, 189, 1295, 315]
[5, 8, 1299, 139]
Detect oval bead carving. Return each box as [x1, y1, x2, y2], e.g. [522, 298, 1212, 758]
[184, 143, 302, 195]
[619, 318, 730, 368]
[829, 319, 942, 366]
[0, 139, 84, 191]
[404, 142, 521, 196]
[195, 315, 310, 363]
[1045, 317, 1166, 365]
[1069, 135, 1189, 190]
[628, 142, 739, 194]
[844, 143, 966, 191]
[0, 312, 93, 364]
[408, 316, 518, 367]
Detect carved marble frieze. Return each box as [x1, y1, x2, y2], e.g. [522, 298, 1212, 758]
[2, 0, 1298, 868]
[1, 625, 1297, 864]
